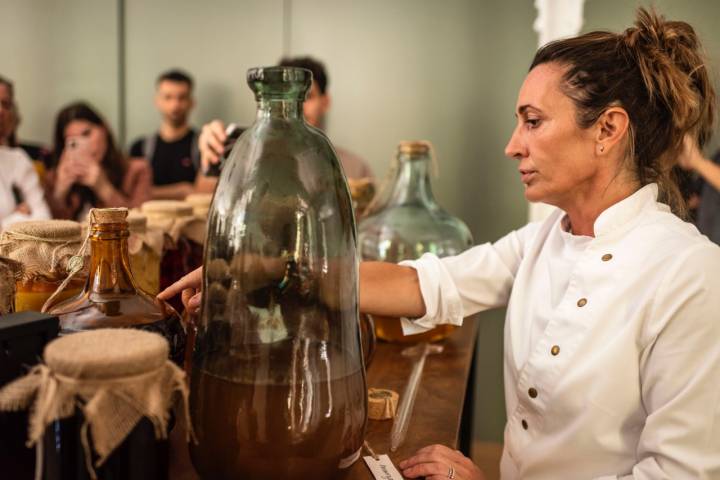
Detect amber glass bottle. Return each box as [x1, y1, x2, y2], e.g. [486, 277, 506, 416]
[46, 208, 186, 365]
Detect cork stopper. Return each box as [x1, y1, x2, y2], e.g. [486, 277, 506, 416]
[398, 140, 430, 157]
[141, 200, 194, 219]
[90, 208, 129, 225]
[368, 388, 399, 420]
[44, 328, 168, 380]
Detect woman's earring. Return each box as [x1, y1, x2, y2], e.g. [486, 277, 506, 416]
[599, 144, 605, 153]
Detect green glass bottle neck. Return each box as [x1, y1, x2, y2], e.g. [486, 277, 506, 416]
[386, 155, 437, 207]
[86, 224, 137, 295]
[257, 99, 305, 121]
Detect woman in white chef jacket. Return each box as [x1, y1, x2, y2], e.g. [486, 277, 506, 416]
[160, 8, 720, 480]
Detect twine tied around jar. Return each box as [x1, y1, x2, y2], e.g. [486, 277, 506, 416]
[0, 328, 194, 480]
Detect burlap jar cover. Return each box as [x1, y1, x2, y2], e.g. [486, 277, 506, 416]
[184, 193, 213, 219]
[0, 257, 23, 315]
[127, 211, 164, 295]
[0, 220, 86, 312]
[0, 328, 193, 479]
[141, 200, 206, 246]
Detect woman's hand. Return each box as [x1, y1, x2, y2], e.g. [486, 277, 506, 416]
[399, 444, 486, 480]
[14, 202, 31, 215]
[157, 267, 203, 314]
[678, 134, 704, 171]
[77, 160, 109, 190]
[54, 151, 81, 200]
[199, 120, 227, 173]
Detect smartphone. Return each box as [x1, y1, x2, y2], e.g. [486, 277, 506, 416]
[66, 135, 93, 159]
[204, 123, 244, 177]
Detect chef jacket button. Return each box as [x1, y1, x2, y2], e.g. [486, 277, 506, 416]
[551, 345, 560, 356]
[602, 253, 613, 262]
[528, 387, 538, 398]
[521, 419, 529, 430]
[577, 298, 588, 307]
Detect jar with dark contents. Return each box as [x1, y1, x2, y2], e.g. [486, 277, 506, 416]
[126, 211, 164, 296]
[0, 328, 191, 480]
[141, 200, 205, 312]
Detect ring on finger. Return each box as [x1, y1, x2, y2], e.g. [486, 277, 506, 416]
[448, 465, 456, 479]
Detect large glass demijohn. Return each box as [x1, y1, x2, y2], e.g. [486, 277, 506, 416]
[359, 141, 473, 342]
[189, 67, 367, 479]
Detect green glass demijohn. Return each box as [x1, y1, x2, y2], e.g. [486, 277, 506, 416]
[358, 141, 473, 342]
[189, 66, 367, 480]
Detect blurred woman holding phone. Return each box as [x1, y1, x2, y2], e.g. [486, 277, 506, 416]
[45, 102, 152, 220]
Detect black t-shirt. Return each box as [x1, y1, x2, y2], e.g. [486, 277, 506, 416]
[130, 129, 197, 185]
[18, 142, 52, 168]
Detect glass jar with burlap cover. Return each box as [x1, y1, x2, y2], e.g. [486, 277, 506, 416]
[184, 193, 213, 220]
[0, 328, 192, 479]
[0, 220, 86, 312]
[0, 257, 23, 315]
[140, 201, 205, 308]
[126, 210, 164, 295]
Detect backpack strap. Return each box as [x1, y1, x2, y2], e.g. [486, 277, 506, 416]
[142, 133, 158, 163]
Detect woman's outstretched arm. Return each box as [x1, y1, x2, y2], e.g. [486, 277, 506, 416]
[360, 261, 425, 319]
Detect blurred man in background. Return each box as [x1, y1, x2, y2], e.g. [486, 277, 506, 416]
[129, 69, 200, 200]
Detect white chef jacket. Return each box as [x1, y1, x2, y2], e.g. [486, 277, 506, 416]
[401, 184, 720, 479]
[0, 146, 51, 229]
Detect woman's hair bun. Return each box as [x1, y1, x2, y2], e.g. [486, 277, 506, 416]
[622, 7, 713, 147]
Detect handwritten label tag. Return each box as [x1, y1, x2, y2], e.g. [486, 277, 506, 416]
[363, 454, 404, 480]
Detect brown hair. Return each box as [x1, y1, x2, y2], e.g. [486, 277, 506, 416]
[530, 7, 715, 217]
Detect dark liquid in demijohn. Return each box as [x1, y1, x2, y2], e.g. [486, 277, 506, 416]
[189, 340, 367, 480]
